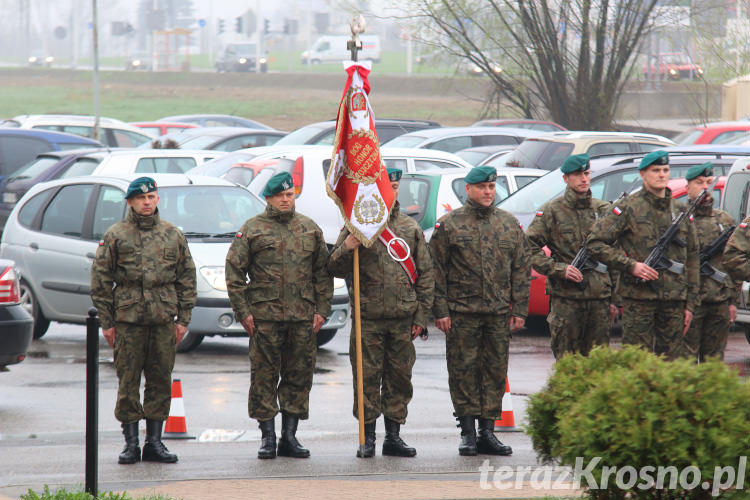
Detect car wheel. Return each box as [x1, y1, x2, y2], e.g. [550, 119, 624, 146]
[177, 331, 204, 353]
[19, 280, 50, 339]
[316, 329, 337, 347]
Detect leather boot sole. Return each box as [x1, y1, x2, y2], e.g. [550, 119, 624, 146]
[118, 447, 141, 464]
[277, 441, 310, 458]
[142, 446, 178, 463]
[382, 442, 417, 457]
[258, 450, 277, 459]
[458, 446, 478, 456]
[476, 442, 513, 456]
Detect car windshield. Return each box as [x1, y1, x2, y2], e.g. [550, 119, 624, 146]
[274, 124, 329, 145]
[456, 150, 490, 166]
[8, 156, 61, 181]
[504, 139, 574, 170]
[179, 135, 221, 150]
[230, 44, 257, 55]
[672, 128, 703, 145]
[398, 177, 432, 223]
[187, 151, 259, 176]
[497, 170, 565, 213]
[383, 135, 428, 148]
[157, 185, 264, 236]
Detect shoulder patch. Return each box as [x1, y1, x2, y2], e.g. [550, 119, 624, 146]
[535, 211, 544, 217]
[689, 214, 694, 222]
[235, 231, 243, 238]
[612, 206, 622, 216]
[741, 223, 748, 229]
[434, 222, 441, 229]
[98, 239, 105, 246]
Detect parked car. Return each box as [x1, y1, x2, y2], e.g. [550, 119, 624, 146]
[382, 126, 543, 154]
[89, 149, 222, 176]
[147, 127, 286, 152]
[0, 259, 33, 370]
[158, 114, 273, 130]
[400, 167, 544, 240]
[129, 121, 199, 137]
[274, 119, 442, 147]
[0, 128, 103, 179]
[471, 118, 567, 132]
[672, 122, 750, 146]
[501, 132, 676, 171]
[456, 145, 516, 166]
[0, 173, 349, 350]
[668, 176, 725, 208]
[215, 43, 267, 73]
[0, 148, 112, 230]
[4, 115, 152, 148]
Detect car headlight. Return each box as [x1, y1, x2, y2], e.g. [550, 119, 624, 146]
[239, 57, 247, 64]
[28, 56, 37, 63]
[259, 57, 267, 64]
[493, 65, 503, 73]
[334, 277, 346, 289]
[200, 266, 226, 291]
[45, 56, 54, 63]
[471, 66, 482, 73]
[132, 59, 141, 67]
[669, 68, 677, 75]
[2, 192, 19, 204]
[697, 67, 704, 75]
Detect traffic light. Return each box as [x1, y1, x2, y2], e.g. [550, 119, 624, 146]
[235, 16, 243, 34]
[263, 18, 269, 34]
[218, 18, 225, 34]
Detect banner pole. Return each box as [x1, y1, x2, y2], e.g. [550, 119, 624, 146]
[353, 247, 366, 454]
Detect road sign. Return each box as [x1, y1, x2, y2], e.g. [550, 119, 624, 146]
[198, 19, 206, 28]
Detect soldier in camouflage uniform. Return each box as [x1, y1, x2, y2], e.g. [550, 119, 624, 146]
[675, 163, 739, 361]
[225, 172, 333, 460]
[586, 151, 700, 359]
[429, 166, 530, 457]
[90, 176, 197, 465]
[328, 168, 434, 459]
[526, 154, 617, 360]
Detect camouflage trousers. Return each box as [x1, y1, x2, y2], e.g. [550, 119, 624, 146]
[446, 312, 509, 419]
[249, 320, 316, 421]
[547, 297, 610, 360]
[621, 298, 685, 360]
[113, 322, 176, 424]
[349, 317, 415, 424]
[676, 300, 730, 362]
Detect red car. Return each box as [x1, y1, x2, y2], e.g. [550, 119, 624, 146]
[673, 122, 750, 146]
[130, 121, 199, 137]
[668, 176, 725, 207]
[643, 52, 703, 81]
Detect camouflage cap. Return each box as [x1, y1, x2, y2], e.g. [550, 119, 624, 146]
[464, 165, 497, 184]
[560, 153, 590, 174]
[387, 167, 402, 182]
[125, 176, 157, 199]
[685, 162, 713, 181]
[639, 150, 669, 170]
[262, 172, 294, 197]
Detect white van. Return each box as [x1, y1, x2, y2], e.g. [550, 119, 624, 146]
[301, 35, 381, 64]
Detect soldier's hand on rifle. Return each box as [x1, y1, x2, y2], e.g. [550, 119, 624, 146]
[344, 234, 361, 251]
[435, 316, 451, 334]
[509, 316, 525, 331]
[175, 323, 188, 345]
[565, 265, 583, 283]
[609, 304, 618, 325]
[683, 309, 693, 336]
[241, 314, 256, 337]
[631, 262, 658, 281]
[729, 305, 738, 324]
[102, 327, 115, 348]
[313, 313, 325, 334]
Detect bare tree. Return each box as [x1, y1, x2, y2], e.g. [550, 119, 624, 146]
[393, 0, 665, 130]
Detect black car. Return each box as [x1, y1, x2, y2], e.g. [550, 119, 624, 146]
[273, 119, 442, 147]
[0, 148, 109, 230]
[0, 259, 33, 370]
[215, 43, 267, 73]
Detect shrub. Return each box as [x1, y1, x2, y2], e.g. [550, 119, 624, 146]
[21, 486, 177, 500]
[526, 346, 750, 499]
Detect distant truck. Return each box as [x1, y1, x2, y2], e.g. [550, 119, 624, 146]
[301, 35, 381, 64]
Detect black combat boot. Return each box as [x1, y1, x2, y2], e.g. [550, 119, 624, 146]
[356, 422, 376, 458]
[257, 419, 276, 459]
[118, 421, 141, 464]
[277, 413, 310, 458]
[457, 416, 478, 456]
[476, 417, 512, 456]
[382, 418, 417, 457]
[142, 419, 178, 463]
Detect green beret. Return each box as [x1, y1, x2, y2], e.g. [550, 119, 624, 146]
[464, 166, 497, 184]
[125, 176, 157, 199]
[685, 162, 714, 181]
[639, 150, 669, 170]
[560, 153, 590, 174]
[387, 167, 402, 182]
[262, 171, 294, 197]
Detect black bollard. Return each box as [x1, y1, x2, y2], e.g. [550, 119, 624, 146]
[85, 308, 99, 498]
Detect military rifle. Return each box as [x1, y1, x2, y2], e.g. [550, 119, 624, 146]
[699, 225, 735, 284]
[636, 179, 718, 285]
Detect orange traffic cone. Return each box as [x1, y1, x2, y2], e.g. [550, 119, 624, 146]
[163, 379, 194, 439]
[494, 378, 518, 431]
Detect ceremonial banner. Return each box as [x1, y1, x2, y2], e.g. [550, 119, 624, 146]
[326, 60, 395, 247]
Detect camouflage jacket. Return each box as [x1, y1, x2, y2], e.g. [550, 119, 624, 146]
[328, 202, 435, 327]
[429, 199, 531, 318]
[585, 188, 700, 311]
[526, 187, 613, 300]
[722, 216, 750, 290]
[90, 207, 197, 329]
[225, 204, 333, 323]
[690, 203, 740, 305]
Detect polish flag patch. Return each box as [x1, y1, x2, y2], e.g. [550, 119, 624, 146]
[98, 239, 105, 246]
[535, 211, 544, 217]
[235, 232, 243, 238]
[434, 222, 441, 229]
[612, 206, 622, 216]
[741, 223, 748, 229]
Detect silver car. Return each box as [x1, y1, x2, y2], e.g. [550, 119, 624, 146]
[0, 173, 349, 351]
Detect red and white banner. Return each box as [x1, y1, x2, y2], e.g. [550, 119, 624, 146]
[326, 60, 395, 248]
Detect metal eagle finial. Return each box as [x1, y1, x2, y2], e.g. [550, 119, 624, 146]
[348, 15, 366, 61]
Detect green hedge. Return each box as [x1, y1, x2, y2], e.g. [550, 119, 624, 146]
[21, 486, 176, 500]
[525, 346, 750, 499]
